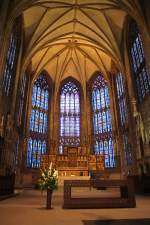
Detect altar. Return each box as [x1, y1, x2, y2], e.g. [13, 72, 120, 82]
[41, 147, 104, 176]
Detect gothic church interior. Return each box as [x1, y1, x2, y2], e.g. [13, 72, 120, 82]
[0, 0, 150, 224]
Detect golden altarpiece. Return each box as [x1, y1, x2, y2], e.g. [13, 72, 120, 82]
[41, 147, 104, 176]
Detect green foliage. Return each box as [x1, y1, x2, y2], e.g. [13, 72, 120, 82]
[38, 164, 58, 191]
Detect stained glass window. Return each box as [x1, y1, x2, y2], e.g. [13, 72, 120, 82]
[59, 81, 80, 153]
[17, 73, 27, 126]
[3, 20, 20, 96]
[91, 74, 115, 168]
[116, 72, 132, 165]
[129, 20, 150, 102]
[27, 75, 49, 168]
[116, 73, 127, 126]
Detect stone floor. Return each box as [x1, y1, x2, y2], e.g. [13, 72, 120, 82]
[0, 188, 150, 225]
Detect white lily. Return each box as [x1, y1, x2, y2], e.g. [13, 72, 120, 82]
[53, 170, 58, 178]
[48, 162, 52, 175]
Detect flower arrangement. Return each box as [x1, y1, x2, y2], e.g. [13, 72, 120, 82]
[38, 163, 58, 191]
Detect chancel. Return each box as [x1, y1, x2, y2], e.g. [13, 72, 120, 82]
[0, 0, 150, 224]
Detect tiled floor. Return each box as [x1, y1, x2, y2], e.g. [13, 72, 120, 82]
[0, 188, 150, 225]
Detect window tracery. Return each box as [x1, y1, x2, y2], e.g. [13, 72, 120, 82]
[129, 20, 150, 102]
[3, 19, 20, 96]
[59, 81, 80, 153]
[91, 74, 115, 168]
[116, 72, 132, 165]
[27, 75, 49, 168]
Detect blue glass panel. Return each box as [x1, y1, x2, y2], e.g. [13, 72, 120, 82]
[116, 72, 132, 165]
[27, 138, 32, 167]
[61, 94, 65, 113]
[129, 21, 150, 102]
[30, 110, 35, 131]
[70, 93, 74, 113]
[75, 94, 80, 113]
[27, 75, 49, 168]
[65, 93, 69, 114]
[39, 112, 43, 133]
[131, 48, 137, 72]
[60, 116, 64, 135]
[95, 141, 99, 154]
[59, 145, 63, 154]
[37, 140, 41, 167]
[116, 73, 127, 126]
[45, 90, 49, 110]
[42, 141, 46, 154]
[59, 81, 80, 152]
[32, 140, 37, 168]
[40, 89, 45, 109]
[92, 74, 115, 168]
[3, 31, 17, 96]
[34, 110, 39, 132]
[43, 113, 47, 133]
[36, 87, 41, 107]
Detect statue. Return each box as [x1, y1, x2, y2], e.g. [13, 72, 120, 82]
[132, 98, 148, 144]
[135, 112, 148, 144]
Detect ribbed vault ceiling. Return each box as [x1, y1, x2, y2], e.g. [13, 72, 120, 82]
[12, 0, 143, 83]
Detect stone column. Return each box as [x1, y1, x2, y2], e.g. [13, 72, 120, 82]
[86, 85, 93, 154]
[51, 87, 59, 155]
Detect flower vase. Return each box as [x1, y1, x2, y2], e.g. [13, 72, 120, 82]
[46, 189, 53, 209]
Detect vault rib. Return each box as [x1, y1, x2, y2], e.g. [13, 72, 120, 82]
[28, 7, 48, 47]
[26, 7, 73, 53]
[94, 48, 108, 77]
[34, 46, 68, 75]
[55, 48, 72, 95]
[34, 47, 50, 74]
[23, 30, 117, 72]
[74, 48, 84, 80]
[79, 8, 114, 48]
[76, 46, 100, 71]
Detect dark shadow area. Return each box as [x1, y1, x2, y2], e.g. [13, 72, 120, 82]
[82, 218, 150, 225]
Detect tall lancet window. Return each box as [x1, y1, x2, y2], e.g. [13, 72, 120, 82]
[3, 18, 21, 96]
[27, 75, 49, 168]
[116, 73, 132, 165]
[92, 74, 115, 168]
[59, 81, 80, 153]
[116, 73, 127, 126]
[129, 20, 150, 102]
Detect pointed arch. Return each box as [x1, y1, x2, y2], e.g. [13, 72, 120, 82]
[59, 77, 81, 154]
[90, 72, 115, 168]
[27, 71, 51, 168]
[115, 72, 132, 165]
[2, 16, 22, 96]
[127, 18, 150, 103]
